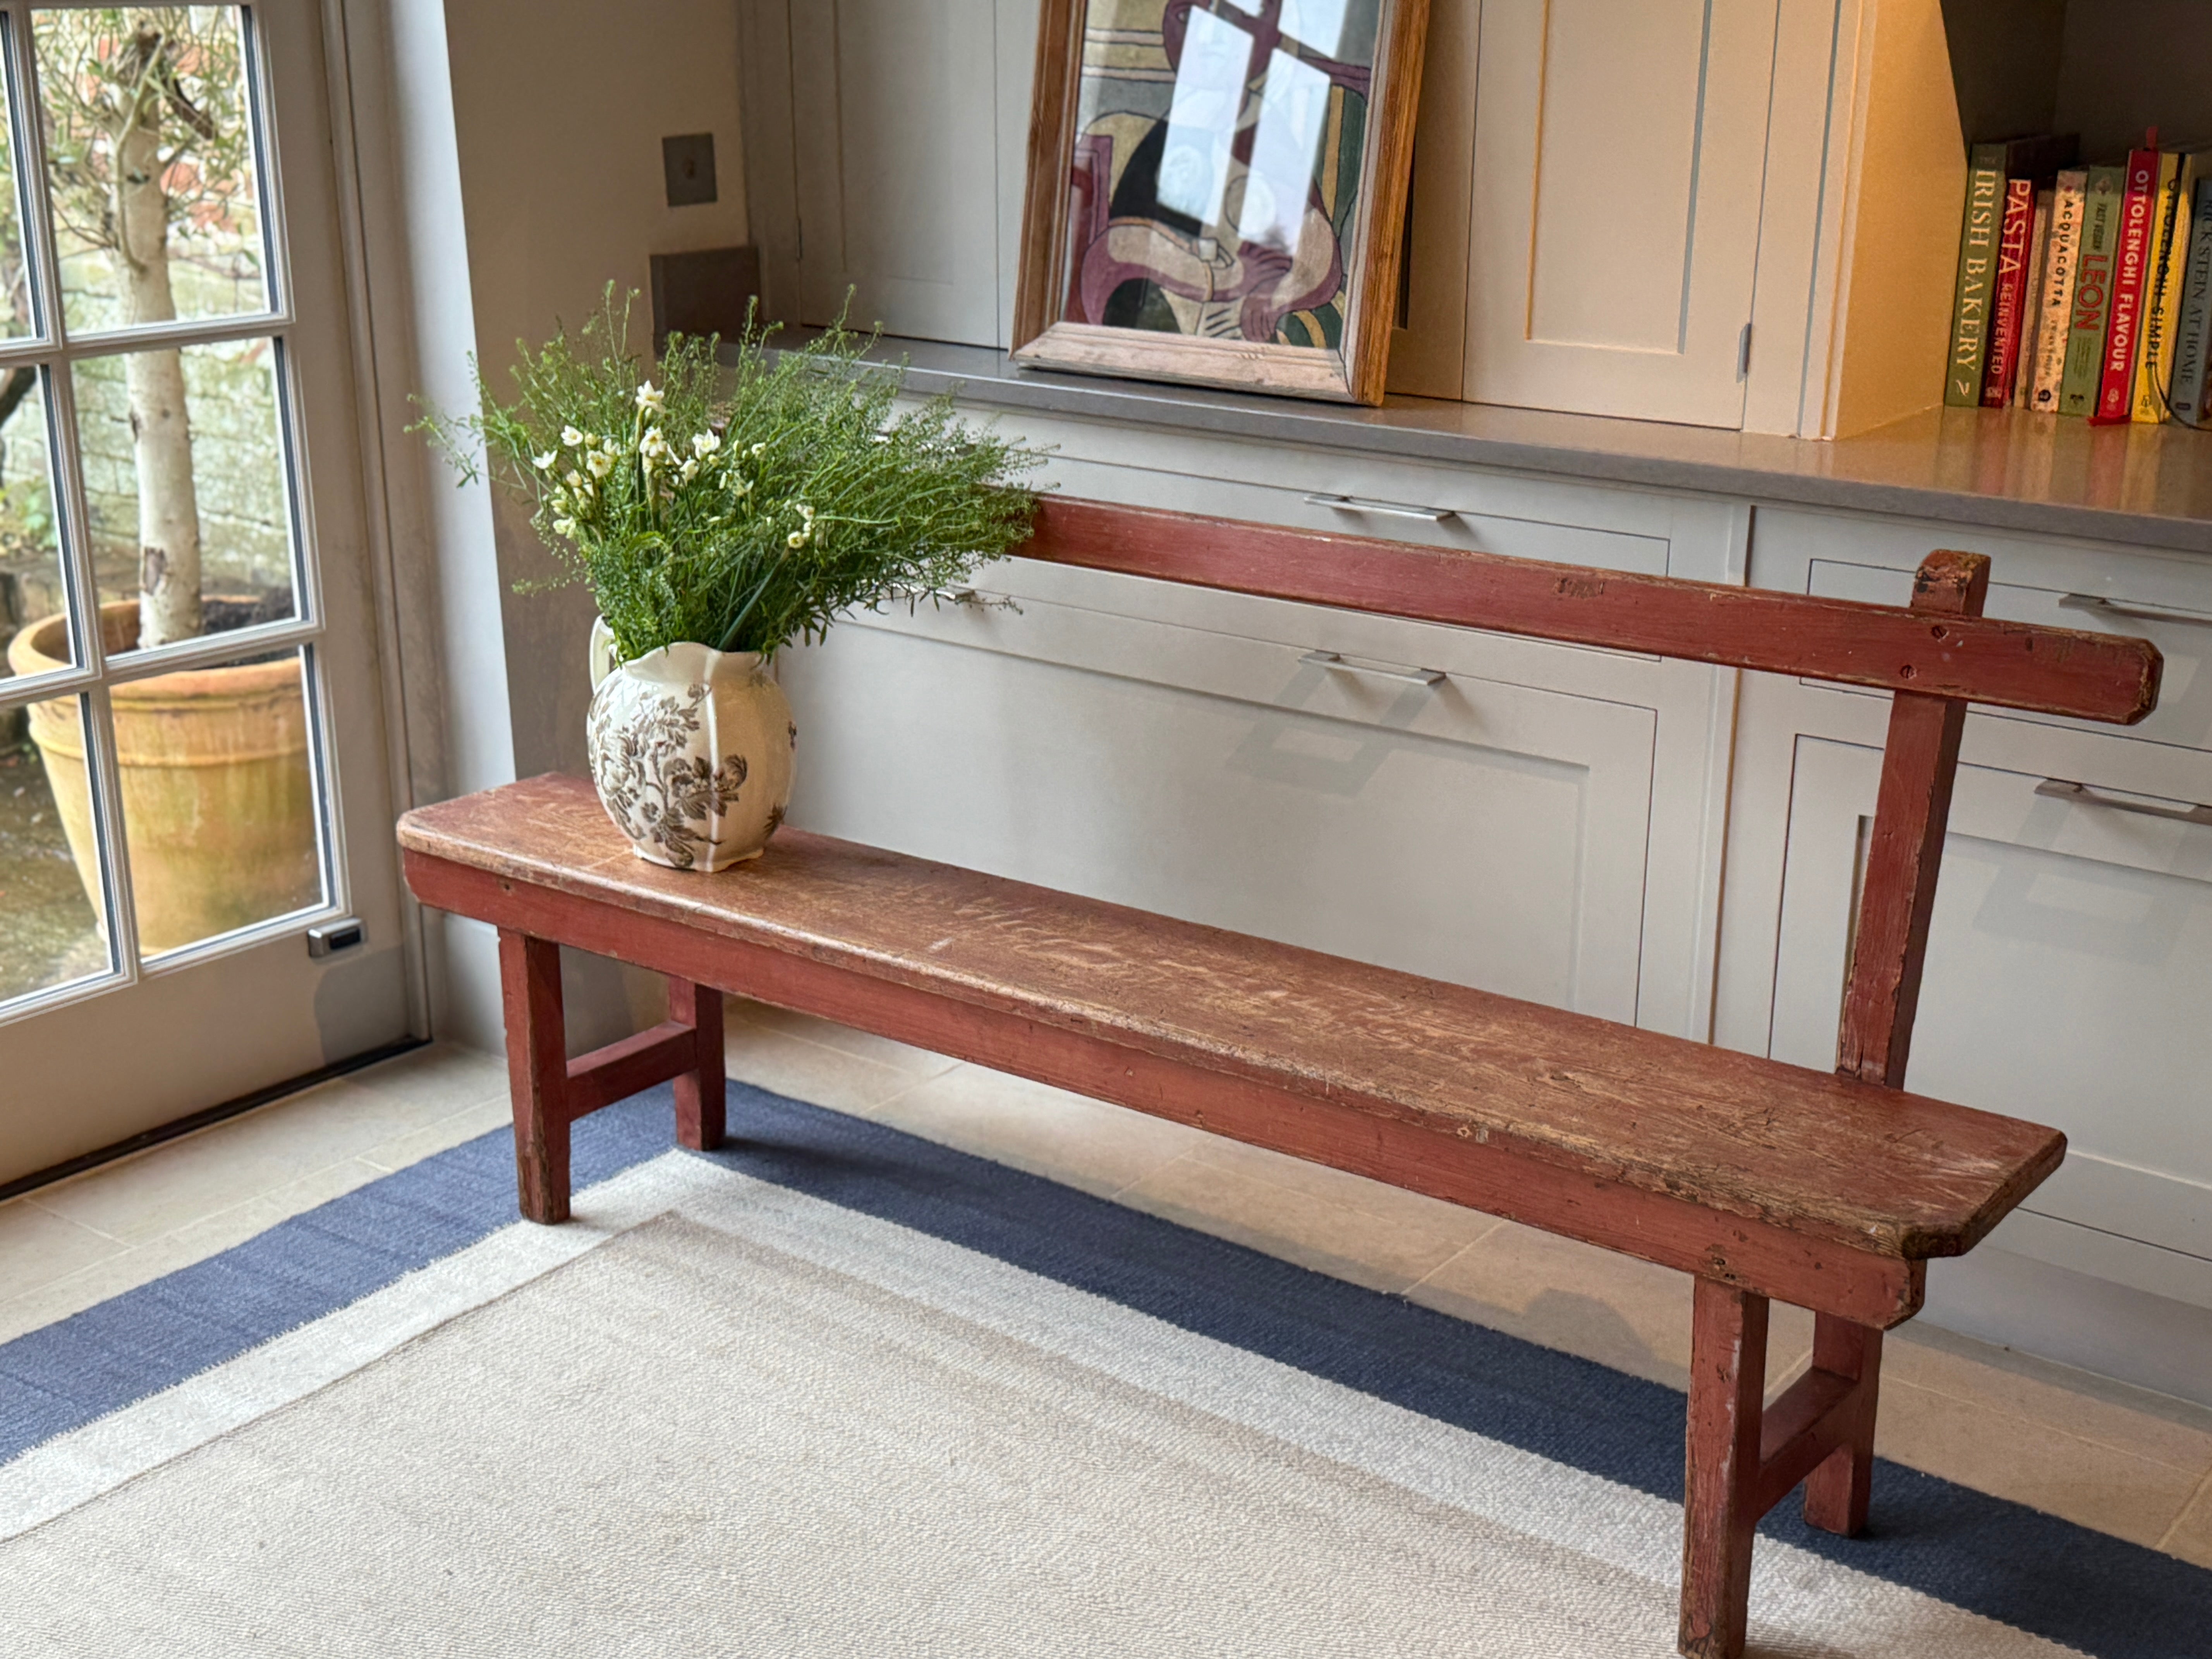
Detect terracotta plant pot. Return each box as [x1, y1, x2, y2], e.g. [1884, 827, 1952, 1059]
[5, 602, 319, 955]
[586, 637, 796, 872]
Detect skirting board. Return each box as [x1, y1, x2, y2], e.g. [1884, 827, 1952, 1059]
[1921, 1238, 2212, 1412]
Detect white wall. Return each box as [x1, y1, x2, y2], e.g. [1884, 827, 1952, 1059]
[349, 0, 750, 1048]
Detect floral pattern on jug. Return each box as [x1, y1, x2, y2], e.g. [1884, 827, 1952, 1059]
[585, 639, 795, 872]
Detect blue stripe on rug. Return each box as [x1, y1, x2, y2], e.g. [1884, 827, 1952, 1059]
[4, 1079, 2207, 1659]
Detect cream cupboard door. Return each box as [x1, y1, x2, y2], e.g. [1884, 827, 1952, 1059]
[0, 3, 408, 1184]
[1465, 0, 1781, 426]
[780, 577, 1702, 1032]
[785, 0, 1036, 346]
[1761, 737, 2212, 1310]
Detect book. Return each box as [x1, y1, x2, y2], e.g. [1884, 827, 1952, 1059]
[2061, 167, 2126, 416]
[1982, 177, 2037, 405]
[2135, 149, 2205, 421]
[2030, 171, 2088, 412]
[1945, 143, 2008, 406]
[2091, 146, 2161, 424]
[2169, 176, 2212, 426]
[2014, 188, 2053, 407]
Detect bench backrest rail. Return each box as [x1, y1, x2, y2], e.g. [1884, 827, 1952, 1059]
[1023, 499, 2160, 1090]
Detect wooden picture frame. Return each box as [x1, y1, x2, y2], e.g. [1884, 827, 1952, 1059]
[1012, 0, 1431, 405]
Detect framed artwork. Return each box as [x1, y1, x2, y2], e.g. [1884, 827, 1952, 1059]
[1013, 0, 1430, 405]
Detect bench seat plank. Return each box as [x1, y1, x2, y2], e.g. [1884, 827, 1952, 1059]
[402, 775, 2061, 1278]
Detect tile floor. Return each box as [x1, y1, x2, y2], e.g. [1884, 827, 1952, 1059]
[4, 1001, 2209, 1568]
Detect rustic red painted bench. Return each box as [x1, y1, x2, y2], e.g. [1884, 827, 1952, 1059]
[398, 498, 2162, 1659]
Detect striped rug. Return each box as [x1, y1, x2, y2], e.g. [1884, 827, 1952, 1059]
[0, 1083, 2203, 1656]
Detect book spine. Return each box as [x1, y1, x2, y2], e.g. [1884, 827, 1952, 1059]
[2014, 190, 2053, 407]
[2169, 177, 2212, 426]
[2093, 147, 2161, 424]
[1946, 144, 2007, 407]
[2030, 172, 2087, 411]
[2133, 151, 2186, 421]
[2062, 168, 2124, 416]
[1982, 178, 2037, 406]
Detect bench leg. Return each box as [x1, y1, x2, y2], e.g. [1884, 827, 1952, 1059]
[669, 978, 725, 1151]
[497, 929, 572, 1225]
[1803, 1315, 1882, 1536]
[1680, 1278, 1768, 1659]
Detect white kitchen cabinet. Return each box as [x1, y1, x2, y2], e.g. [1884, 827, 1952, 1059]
[782, 527, 1737, 1038]
[1459, 0, 1782, 426]
[1719, 505, 2212, 1318]
[754, 0, 1035, 345]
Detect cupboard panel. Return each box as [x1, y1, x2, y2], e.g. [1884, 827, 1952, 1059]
[1766, 735, 2212, 1297]
[783, 596, 1664, 1022]
[1465, 0, 1780, 425]
[783, 0, 1030, 345]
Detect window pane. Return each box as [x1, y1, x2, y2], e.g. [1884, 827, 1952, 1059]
[0, 18, 36, 340]
[35, 7, 268, 335]
[0, 691, 113, 1004]
[77, 336, 295, 651]
[0, 371, 68, 672]
[110, 643, 321, 958]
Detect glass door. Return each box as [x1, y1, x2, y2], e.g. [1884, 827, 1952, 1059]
[0, 3, 409, 1183]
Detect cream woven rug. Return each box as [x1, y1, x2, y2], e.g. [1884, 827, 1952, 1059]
[0, 1149, 2098, 1657]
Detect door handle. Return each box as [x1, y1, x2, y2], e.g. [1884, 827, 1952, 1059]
[1302, 492, 1459, 524]
[2059, 593, 2212, 630]
[2036, 777, 2212, 827]
[1302, 649, 1446, 687]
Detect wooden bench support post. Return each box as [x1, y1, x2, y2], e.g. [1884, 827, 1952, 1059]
[1681, 1278, 1767, 1659]
[1801, 1316, 1882, 1536]
[669, 975, 726, 1151]
[1680, 1286, 1888, 1657]
[498, 929, 571, 1225]
[496, 928, 727, 1223]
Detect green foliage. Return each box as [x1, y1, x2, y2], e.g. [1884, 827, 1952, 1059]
[415, 288, 1044, 662]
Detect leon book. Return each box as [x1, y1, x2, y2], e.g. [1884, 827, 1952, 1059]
[2061, 168, 2126, 416]
[2090, 145, 2162, 424]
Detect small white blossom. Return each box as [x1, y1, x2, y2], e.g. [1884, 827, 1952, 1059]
[532, 451, 556, 472]
[797, 502, 814, 521]
[585, 449, 615, 479]
[560, 426, 584, 448]
[692, 431, 721, 458]
[552, 517, 577, 538]
[787, 531, 806, 549]
[564, 469, 586, 490]
[639, 427, 671, 463]
[635, 381, 664, 414]
[749, 441, 766, 458]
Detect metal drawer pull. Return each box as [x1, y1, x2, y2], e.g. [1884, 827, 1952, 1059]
[2059, 594, 2212, 630]
[2036, 778, 2212, 826]
[1301, 649, 1446, 687]
[1302, 491, 1459, 523]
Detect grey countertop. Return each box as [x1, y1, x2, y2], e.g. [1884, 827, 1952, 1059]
[777, 335, 2212, 558]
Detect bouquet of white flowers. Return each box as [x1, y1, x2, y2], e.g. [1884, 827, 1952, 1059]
[417, 287, 1042, 665]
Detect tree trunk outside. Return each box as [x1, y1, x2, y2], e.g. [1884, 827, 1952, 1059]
[118, 106, 201, 649]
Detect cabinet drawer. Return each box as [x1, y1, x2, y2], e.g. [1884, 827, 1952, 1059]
[969, 405, 1745, 581]
[1802, 555, 2212, 754]
[1765, 735, 2212, 1297]
[1041, 452, 1674, 576]
[781, 584, 1721, 1033]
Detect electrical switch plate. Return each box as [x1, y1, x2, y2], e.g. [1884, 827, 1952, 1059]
[662, 133, 718, 207]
